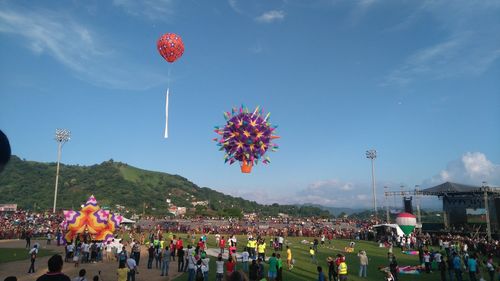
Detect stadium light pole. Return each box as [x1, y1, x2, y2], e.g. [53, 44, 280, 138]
[482, 181, 492, 241]
[53, 129, 71, 213]
[366, 149, 377, 221]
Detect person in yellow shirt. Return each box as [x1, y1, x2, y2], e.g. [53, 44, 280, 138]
[310, 247, 317, 264]
[258, 241, 266, 261]
[117, 262, 129, 281]
[286, 245, 293, 270]
[338, 258, 348, 281]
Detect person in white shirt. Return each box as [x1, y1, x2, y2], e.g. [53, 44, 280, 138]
[241, 248, 250, 272]
[215, 255, 224, 281]
[105, 241, 113, 261]
[201, 252, 210, 281]
[28, 245, 38, 273]
[72, 269, 87, 281]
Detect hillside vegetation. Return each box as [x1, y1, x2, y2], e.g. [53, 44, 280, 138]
[0, 156, 329, 218]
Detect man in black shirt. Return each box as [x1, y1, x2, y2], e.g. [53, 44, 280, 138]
[177, 246, 185, 272]
[36, 255, 71, 281]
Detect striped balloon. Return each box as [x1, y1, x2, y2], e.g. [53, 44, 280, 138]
[396, 212, 417, 235]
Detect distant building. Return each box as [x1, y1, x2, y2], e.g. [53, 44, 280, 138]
[191, 201, 209, 207]
[0, 204, 17, 212]
[168, 205, 187, 216]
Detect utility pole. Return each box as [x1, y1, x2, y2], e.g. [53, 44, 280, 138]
[384, 186, 390, 223]
[415, 185, 422, 225]
[483, 181, 492, 241]
[366, 149, 377, 221]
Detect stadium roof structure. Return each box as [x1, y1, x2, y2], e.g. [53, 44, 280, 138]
[421, 181, 500, 196]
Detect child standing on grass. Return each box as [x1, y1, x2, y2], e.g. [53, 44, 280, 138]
[310, 247, 317, 264]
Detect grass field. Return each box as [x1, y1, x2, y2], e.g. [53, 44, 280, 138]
[0, 248, 54, 263]
[169, 234, 449, 281]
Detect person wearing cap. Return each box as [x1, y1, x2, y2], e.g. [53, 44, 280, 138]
[201, 251, 210, 281]
[338, 256, 348, 281]
[215, 254, 224, 281]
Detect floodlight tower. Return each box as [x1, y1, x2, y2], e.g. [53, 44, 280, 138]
[366, 149, 377, 220]
[53, 129, 71, 213]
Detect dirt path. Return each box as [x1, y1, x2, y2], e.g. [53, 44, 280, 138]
[0, 240, 183, 281]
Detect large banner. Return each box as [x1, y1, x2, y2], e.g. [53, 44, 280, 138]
[466, 208, 487, 224]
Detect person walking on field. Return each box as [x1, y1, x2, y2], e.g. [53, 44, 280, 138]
[28, 244, 38, 274]
[357, 250, 368, 278]
[286, 246, 293, 270]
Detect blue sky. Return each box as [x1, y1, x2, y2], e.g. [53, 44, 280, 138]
[1, 0, 499, 208]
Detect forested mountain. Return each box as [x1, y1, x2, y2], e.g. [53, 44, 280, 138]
[0, 156, 330, 218]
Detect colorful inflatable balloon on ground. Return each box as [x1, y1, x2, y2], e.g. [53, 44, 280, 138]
[62, 195, 122, 242]
[156, 32, 185, 139]
[396, 212, 417, 236]
[214, 105, 279, 173]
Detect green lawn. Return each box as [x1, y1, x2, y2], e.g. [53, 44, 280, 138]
[0, 248, 55, 263]
[168, 234, 447, 281]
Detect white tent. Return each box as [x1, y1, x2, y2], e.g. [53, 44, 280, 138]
[121, 217, 136, 224]
[372, 223, 405, 237]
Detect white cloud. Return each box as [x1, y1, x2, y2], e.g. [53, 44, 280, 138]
[255, 10, 285, 23]
[113, 0, 175, 21]
[425, 152, 500, 186]
[228, 0, 242, 14]
[383, 0, 500, 86]
[0, 7, 167, 90]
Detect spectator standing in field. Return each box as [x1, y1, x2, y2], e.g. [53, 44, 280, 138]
[28, 244, 38, 274]
[226, 255, 236, 278]
[177, 246, 185, 272]
[467, 254, 477, 281]
[219, 236, 226, 254]
[286, 245, 293, 270]
[249, 259, 258, 281]
[117, 262, 129, 281]
[310, 247, 317, 264]
[318, 266, 326, 281]
[126, 255, 137, 281]
[357, 250, 368, 278]
[276, 253, 283, 281]
[161, 245, 171, 277]
[338, 257, 348, 281]
[36, 255, 71, 281]
[327, 257, 336, 281]
[267, 253, 278, 281]
[215, 254, 224, 281]
[486, 254, 495, 281]
[439, 256, 447, 281]
[452, 252, 463, 281]
[201, 251, 210, 281]
[241, 247, 249, 272]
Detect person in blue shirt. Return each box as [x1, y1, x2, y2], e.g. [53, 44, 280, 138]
[467, 255, 478, 281]
[452, 253, 463, 281]
[318, 266, 326, 281]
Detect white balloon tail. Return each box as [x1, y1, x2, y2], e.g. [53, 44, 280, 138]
[164, 88, 169, 139]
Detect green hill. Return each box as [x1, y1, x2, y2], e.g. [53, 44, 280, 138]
[0, 156, 330, 218]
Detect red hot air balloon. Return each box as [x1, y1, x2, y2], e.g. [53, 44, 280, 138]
[157, 33, 184, 63]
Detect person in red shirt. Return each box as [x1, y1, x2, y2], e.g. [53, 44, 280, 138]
[226, 255, 236, 278]
[176, 238, 183, 251]
[197, 239, 205, 251]
[219, 237, 226, 254]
